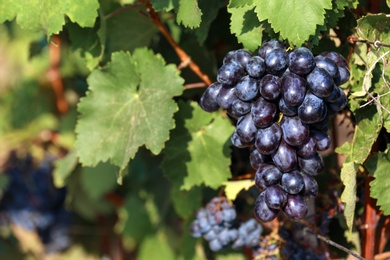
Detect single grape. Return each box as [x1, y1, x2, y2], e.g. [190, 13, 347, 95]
[288, 47, 315, 75]
[209, 238, 223, 251]
[254, 164, 273, 191]
[334, 66, 350, 86]
[280, 116, 309, 147]
[281, 170, 304, 195]
[259, 74, 281, 101]
[235, 49, 253, 68]
[236, 113, 258, 143]
[314, 55, 339, 78]
[199, 82, 222, 112]
[255, 122, 282, 155]
[282, 194, 308, 220]
[258, 40, 286, 59]
[281, 71, 306, 106]
[297, 91, 326, 124]
[251, 96, 278, 128]
[228, 99, 252, 118]
[278, 97, 297, 116]
[216, 85, 237, 109]
[299, 172, 318, 199]
[261, 164, 283, 186]
[296, 136, 317, 158]
[271, 139, 297, 172]
[222, 208, 237, 222]
[254, 192, 279, 222]
[231, 130, 252, 148]
[298, 153, 324, 176]
[223, 50, 236, 64]
[265, 49, 288, 74]
[246, 56, 266, 78]
[328, 88, 347, 112]
[311, 129, 331, 151]
[217, 62, 245, 85]
[249, 147, 267, 169]
[265, 185, 287, 210]
[306, 67, 335, 98]
[235, 75, 259, 101]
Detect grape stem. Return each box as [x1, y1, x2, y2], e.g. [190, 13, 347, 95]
[303, 228, 365, 260]
[348, 36, 390, 48]
[184, 82, 208, 89]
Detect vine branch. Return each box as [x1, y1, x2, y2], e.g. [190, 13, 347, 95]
[348, 36, 390, 48]
[144, 1, 212, 86]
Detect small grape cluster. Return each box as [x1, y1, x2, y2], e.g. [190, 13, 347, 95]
[190, 197, 263, 252]
[199, 40, 349, 222]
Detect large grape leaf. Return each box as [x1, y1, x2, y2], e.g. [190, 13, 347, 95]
[75, 49, 184, 178]
[228, 4, 263, 52]
[162, 101, 234, 190]
[340, 160, 358, 231]
[177, 0, 202, 29]
[0, 0, 99, 35]
[356, 14, 390, 45]
[365, 150, 390, 215]
[254, 0, 332, 46]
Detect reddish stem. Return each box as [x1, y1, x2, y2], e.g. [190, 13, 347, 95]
[362, 175, 377, 260]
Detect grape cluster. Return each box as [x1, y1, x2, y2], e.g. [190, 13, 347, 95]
[0, 151, 71, 252]
[199, 40, 349, 222]
[190, 197, 263, 252]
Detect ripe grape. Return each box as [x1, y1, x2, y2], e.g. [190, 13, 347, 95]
[281, 71, 306, 106]
[235, 75, 259, 101]
[255, 122, 282, 155]
[280, 116, 310, 147]
[254, 192, 279, 222]
[251, 96, 278, 128]
[281, 170, 304, 195]
[259, 74, 281, 101]
[199, 82, 222, 112]
[306, 67, 335, 97]
[271, 139, 297, 172]
[288, 47, 315, 75]
[282, 194, 308, 220]
[246, 56, 266, 78]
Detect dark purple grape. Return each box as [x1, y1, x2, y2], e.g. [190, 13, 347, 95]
[235, 75, 259, 101]
[271, 139, 297, 172]
[235, 49, 253, 68]
[223, 50, 237, 64]
[261, 164, 283, 186]
[306, 67, 335, 98]
[311, 129, 331, 151]
[280, 116, 309, 147]
[278, 97, 297, 116]
[265, 49, 288, 74]
[259, 74, 280, 101]
[251, 96, 278, 128]
[254, 192, 279, 222]
[334, 66, 350, 85]
[296, 136, 316, 157]
[288, 47, 315, 75]
[255, 123, 282, 155]
[314, 56, 339, 78]
[217, 62, 245, 85]
[323, 85, 341, 103]
[254, 164, 268, 191]
[231, 130, 252, 148]
[298, 153, 324, 176]
[297, 91, 326, 124]
[258, 40, 286, 59]
[282, 194, 308, 220]
[246, 56, 266, 78]
[199, 82, 222, 112]
[299, 172, 318, 199]
[216, 85, 237, 109]
[281, 71, 306, 106]
[249, 147, 267, 169]
[319, 51, 348, 67]
[328, 88, 347, 112]
[310, 110, 329, 132]
[228, 99, 252, 118]
[265, 185, 287, 210]
[281, 170, 304, 195]
[236, 113, 258, 143]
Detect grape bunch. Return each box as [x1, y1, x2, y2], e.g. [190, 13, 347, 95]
[190, 197, 263, 252]
[199, 40, 349, 222]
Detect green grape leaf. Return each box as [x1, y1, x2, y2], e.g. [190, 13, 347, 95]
[150, 0, 179, 11]
[53, 150, 78, 188]
[228, 4, 263, 52]
[177, 0, 202, 29]
[365, 151, 390, 215]
[0, 0, 99, 35]
[223, 180, 255, 201]
[195, 0, 226, 44]
[138, 232, 176, 260]
[340, 161, 358, 231]
[351, 105, 383, 164]
[75, 49, 184, 178]
[254, 0, 332, 46]
[228, 0, 254, 8]
[81, 163, 118, 200]
[162, 101, 234, 190]
[170, 183, 202, 218]
[356, 14, 390, 45]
